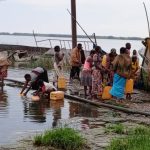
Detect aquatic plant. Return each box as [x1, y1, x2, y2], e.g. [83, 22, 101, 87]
[33, 127, 85, 150]
[27, 57, 54, 69]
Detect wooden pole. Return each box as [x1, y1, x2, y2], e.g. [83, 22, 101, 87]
[33, 30, 39, 54]
[71, 0, 77, 49]
[67, 9, 95, 45]
[143, 2, 150, 37]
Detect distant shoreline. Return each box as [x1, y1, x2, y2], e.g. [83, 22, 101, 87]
[0, 32, 144, 41]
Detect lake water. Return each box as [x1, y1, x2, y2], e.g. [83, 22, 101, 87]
[0, 35, 144, 52]
[0, 34, 145, 64]
[0, 68, 101, 145]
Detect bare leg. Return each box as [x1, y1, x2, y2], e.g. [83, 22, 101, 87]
[84, 86, 87, 98]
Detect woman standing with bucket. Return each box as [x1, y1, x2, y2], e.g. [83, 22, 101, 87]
[110, 47, 131, 103]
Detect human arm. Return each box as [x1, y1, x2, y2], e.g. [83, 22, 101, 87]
[20, 81, 29, 95]
[23, 83, 32, 96]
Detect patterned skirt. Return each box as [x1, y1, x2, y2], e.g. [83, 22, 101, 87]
[81, 70, 92, 86]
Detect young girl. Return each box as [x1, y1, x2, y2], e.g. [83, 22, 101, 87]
[81, 50, 95, 98]
[126, 55, 139, 100]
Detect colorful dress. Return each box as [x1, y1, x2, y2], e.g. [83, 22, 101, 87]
[92, 53, 103, 96]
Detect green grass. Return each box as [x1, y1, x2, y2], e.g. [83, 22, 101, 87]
[33, 127, 85, 150]
[27, 57, 53, 69]
[105, 123, 125, 134]
[106, 126, 150, 150]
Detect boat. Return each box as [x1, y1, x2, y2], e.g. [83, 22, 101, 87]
[12, 50, 38, 62]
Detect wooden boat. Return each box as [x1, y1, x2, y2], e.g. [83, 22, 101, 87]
[140, 38, 150, 73]
[12, 50, 38, 62]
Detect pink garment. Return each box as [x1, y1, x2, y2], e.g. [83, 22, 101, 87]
[83, 56, 92, 71]
[83, 61, 91, 70]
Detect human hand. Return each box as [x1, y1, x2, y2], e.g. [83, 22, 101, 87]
[23, 93, 27, 96]
[19, 93, 24, 96]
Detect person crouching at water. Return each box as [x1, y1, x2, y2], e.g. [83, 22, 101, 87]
[20, 67, 49, 96]
[81, 50, 95, 98]
[110, 47, 131, 103]
[34, 80, 57, 99]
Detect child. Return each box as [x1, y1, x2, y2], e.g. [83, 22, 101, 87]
[126, 55, 139, 100]
[35, 80, 57, 99]
[53, 45, 64, 86]
[80, 50, 95, 98]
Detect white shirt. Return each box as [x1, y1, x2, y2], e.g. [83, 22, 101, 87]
[44, 82, 57, 91]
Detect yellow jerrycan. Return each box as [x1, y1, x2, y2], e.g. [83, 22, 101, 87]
[102, 55, 107, 67]
[58, 76, 66, 89]
[125, 79, 133, 94]
[102, 86, 112, 100]
[50, 91, 64, 100]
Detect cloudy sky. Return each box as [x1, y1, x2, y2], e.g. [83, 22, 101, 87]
[0, 0, 150, 37]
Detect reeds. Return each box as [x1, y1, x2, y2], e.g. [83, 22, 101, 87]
[107, 125, 150, 150]
[33, 127, 85, 150]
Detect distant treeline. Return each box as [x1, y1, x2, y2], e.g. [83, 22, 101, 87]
[0, 32, 144, 41]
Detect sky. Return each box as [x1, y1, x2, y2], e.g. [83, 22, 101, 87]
[0, 0, 150, 38]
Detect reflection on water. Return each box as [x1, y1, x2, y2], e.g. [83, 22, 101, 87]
[0, 68, 100, 145]
[23, 100, 48, 123]
[0, 91, 8, 118]
[69, 101, 99, 118]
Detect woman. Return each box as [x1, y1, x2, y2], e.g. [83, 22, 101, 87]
[103, 48, 117, 86]
[20, 67, 49, 96]
[81, 50, 95, 98]
[92, 46, 104, 98]
[110, 47, 131, 102]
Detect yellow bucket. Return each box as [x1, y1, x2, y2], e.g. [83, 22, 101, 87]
[102, 86, 112, 100]
[50, 91, 64, 100]
[125, 79, 133, 94]
[58, 76, 66, 89]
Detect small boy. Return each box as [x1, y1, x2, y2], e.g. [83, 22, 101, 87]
[35, 80, 57, 99]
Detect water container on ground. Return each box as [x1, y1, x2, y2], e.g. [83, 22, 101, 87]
[125, 79, 134, 94]
[102, 86, 112, 100]
[58, 76, 66, 89]
[50, 91, 64, 100]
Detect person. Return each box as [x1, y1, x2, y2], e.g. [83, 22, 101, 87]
[70, 43, 82, 81]
[103, 48, 117, 86]
[92, 46, 104, 98]
[81, 50, 95, 98]
[110, 47, 131, 103]
[80, 48, 86, 65]
[126, 55, 139, 100]
[125, 42, 131, 56]
[53, 45, 64, 85]
[132, 49, 139, 64]
[20, 67, 49, 96]
[34, 80, 57, 99]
